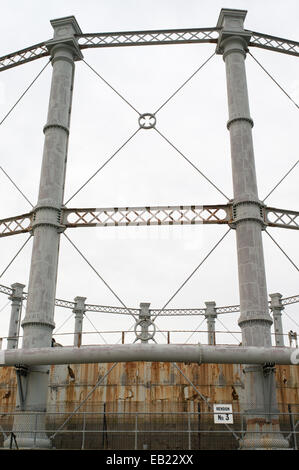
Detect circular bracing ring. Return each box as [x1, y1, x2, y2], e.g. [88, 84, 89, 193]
[138, 113, 156, 129]
[134, 318, 156, 342]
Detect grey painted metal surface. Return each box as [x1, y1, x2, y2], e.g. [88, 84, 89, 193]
[72, 297, 86, 348]
[7, 283, 25, 350]
[5, 17, 83, 450]
[1, 204, 299, 238]
[204, 302, 217, 346]
[1, 20, 299, 73]
[0, 343, 297, 367]
[217, 8, 288, 449]
[0, 8, 298, 451]
[1, 282, 298, 317]
[270, 293, 285, 347]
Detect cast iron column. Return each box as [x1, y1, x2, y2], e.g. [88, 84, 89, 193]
[270, 293, 285, 347]
[204, 301, 217, 345]
[6, 16, 83, 449]
[7, 283, 25, 350]
[216, 8, 288, 449]
[73, 296, 86, 347]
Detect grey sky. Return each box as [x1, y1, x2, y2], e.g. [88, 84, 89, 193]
[0, 0, 298, 347]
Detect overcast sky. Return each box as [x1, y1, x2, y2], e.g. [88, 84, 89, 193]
[0, 0, 298, 347]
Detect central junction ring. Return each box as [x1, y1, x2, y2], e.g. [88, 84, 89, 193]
[138, 113, 156, 129]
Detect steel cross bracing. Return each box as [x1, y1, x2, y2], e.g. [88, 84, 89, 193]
[1, 204, 299, 238]
[1, 27, 299, 72]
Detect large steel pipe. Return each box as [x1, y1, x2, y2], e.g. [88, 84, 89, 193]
[0, 344, 297, 366]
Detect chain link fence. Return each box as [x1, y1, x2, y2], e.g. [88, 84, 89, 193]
[0, 405, 298, 450]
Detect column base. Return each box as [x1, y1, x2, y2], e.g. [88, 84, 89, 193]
[3, 437, 52, 450]
[3, 412, 53, 449]
[239, 429, 290, 450]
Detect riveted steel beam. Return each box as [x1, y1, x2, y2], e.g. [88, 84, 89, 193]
[0, 42, 49, 72]
[1, 25, 299, 73]
[62, 204, 232, 228]
[0, 212, 33, 237]
[76, 27, 219, 49]
[265, 207, 299, 230]
[249, 31, 299, 57]
[1, 204, 298, 238]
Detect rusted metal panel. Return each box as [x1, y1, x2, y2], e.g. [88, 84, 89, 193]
[0, 362, 298, 414]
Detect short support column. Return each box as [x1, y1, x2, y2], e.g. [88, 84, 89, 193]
[5, 16, 83, 450]
[134, 303, 156, 343]
[204, 301, 217, 345]
[73, 296, 86, 347]
[269, 293, 285, 347]
[7, 283, 25, 350]
[217, 8, 288, 449]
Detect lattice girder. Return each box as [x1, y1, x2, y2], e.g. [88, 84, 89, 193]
[265, 207, 299, 230]
[76, 27, 219, 49]
[1, 204, 299, 238]
[62, 204, 232, 228]
[249, 30, 299, 57]
[0, 42, 49, 71]
[0, 212, 33, 237]
[1, 26, 299, 72]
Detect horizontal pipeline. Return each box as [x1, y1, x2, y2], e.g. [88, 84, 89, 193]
[0, 344, 298, 366]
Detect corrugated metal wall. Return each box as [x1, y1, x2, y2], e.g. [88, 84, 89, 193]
[0, 362, 298, 449]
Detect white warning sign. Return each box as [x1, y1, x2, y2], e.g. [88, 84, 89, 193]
[213, 404, 233, 424]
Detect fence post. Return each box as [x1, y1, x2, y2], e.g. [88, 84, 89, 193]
[134, 414, 138, 450]
[81, 412, 86, 450]
[188, 412, 191, 450]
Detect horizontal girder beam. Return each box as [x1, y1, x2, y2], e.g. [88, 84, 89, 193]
[1, 204, 298, 238]
[265, 206, 299, 230]
[76, 27, 219, 49]
[1, 283, 298, 315]
[0, 42, 49, 71]
[62, 204, 232, 228]
[0, 344, 297, 366]
[1, 27, 299, 72]
[0, 212, 33, 237]
[250, 30, 299, 57]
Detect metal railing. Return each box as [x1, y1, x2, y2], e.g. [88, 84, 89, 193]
[0, 408, 298, 450]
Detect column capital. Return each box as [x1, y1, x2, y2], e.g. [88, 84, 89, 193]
[73, 296, 87, 312]
[50, 16, 82, 38]
[216, 8, 251, 55]
[10, 283, 25, 300]
[269, 293, 284, 310]
[204, 301, 217, 318]
[46, 15, 83, 60]
[139, 302, 151, 319]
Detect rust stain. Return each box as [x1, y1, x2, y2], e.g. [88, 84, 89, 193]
[0, 363, 298, 419]
[247, 418, 280, 427]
